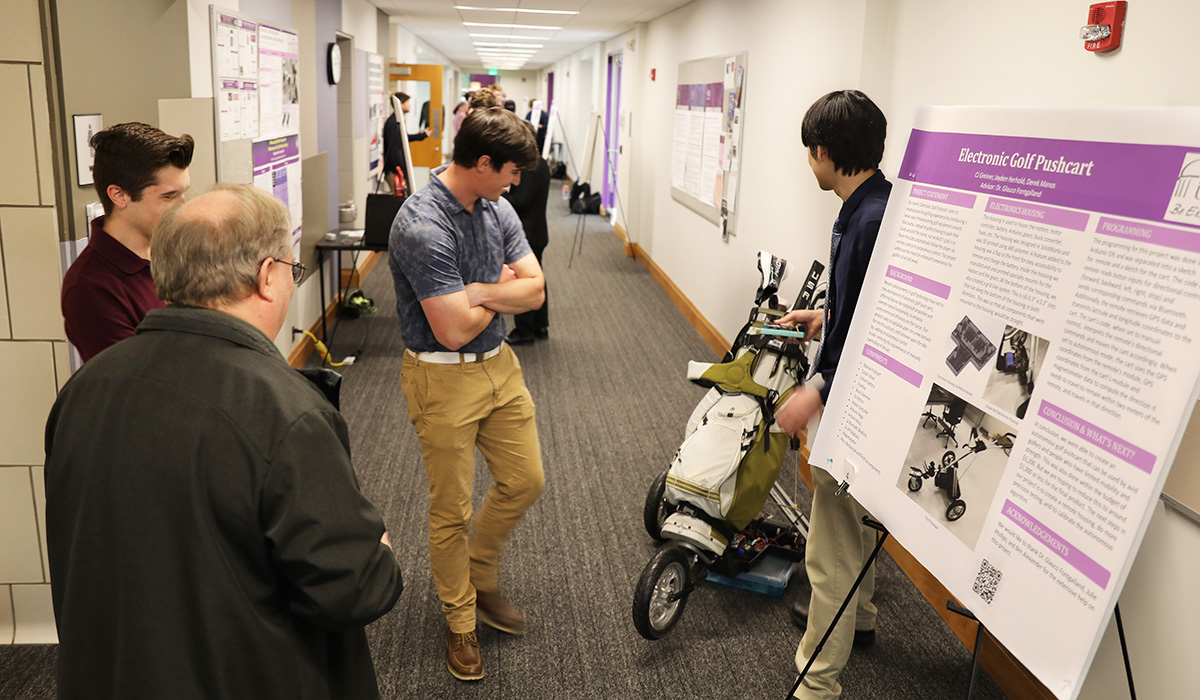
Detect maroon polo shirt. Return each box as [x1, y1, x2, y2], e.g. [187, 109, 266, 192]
[60, 215, 165, 362]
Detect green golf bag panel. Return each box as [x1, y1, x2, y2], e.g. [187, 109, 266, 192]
[665, 348, 799, 531]
[688, 350, 770, 399]
[725, 386, 795, 529]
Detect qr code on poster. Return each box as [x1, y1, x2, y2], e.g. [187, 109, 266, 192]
[973, 559, 1002, 605]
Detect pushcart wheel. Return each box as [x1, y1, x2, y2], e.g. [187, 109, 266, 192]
[632, 545, 694, 640]
[946, 499, 966, 521]
[907, 476, 923, 492]
[643, 469, 672, 541]
[942, 450, 957, 467]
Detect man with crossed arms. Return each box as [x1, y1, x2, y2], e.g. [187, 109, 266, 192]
[389, 108, 545, 682]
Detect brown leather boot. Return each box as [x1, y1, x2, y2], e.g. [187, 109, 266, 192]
[445, 630, 484, 681]
[475, 590, 526, 635]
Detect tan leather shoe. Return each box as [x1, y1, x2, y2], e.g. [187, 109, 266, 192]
[476, 590, 526, 635]
[446, 630, 484, 681]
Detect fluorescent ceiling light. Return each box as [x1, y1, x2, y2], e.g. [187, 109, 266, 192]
[456, 6, 578, 14]
[477, 49, 538, 54]
[463, 22, 562, 30]
[473, 42, 543, 48]
[470, 33, 553, 40]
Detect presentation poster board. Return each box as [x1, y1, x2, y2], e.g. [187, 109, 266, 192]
[210, 7, 302, 257]
[368, 53, 385, 176]
[670, 52, 746, 232]
[809, 105, 1200, 699]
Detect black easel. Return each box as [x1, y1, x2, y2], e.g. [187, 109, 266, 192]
[787, 516, 889, 699]
[548, 109, 589, 269]
[945, 600, 1137, 699]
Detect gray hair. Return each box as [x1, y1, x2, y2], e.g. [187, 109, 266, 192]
[152, 183, 292, 306]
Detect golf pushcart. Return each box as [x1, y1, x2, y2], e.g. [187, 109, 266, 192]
[632, 252, 823, 641]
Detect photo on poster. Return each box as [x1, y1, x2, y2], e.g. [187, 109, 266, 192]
[933, 308, 1006, 397]
[983, 325, 1049, 422]
[898, 383, 1017, 549]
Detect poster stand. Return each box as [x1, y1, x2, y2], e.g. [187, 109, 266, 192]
[1113, 604, 1137, 700]
[944, 597, 1137, 700]
[787, 516, 890, 700]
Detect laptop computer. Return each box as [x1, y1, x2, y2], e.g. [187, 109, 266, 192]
[362, 193, 404, 249]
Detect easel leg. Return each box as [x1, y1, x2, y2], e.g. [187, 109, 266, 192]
[787, 517, 888, 699]
[569, 212, 586, 268]
[1114, 603, 1137, 700]
[946, 599, 983, 700]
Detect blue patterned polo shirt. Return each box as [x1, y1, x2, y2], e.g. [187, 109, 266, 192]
[388, 165, 532, 353]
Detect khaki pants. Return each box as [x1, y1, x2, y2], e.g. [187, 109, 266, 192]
[794, 466, 877, 699]
[401, 345, 545, 633]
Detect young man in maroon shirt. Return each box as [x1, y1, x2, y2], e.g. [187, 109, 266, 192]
[60, 122, 194, 361]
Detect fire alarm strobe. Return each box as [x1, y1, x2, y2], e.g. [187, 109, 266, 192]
[1080, 1, 1126, 53]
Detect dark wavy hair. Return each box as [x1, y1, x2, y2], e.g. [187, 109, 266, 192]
[91, 122, 194, 215]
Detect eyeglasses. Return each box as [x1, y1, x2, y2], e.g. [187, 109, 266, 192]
[268, 257, 307, 284]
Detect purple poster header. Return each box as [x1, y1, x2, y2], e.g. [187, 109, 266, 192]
[861, 344, 922, 387]
[705, 83, 722, 109]
[885, 265, 951, 299]
[899, 129, 1200, 230]
[1096, 216, 1200, 254]
[252, 135, 300, 168]
[1003, 499, 1111, 589]
[985, 198, 1090, 231]
[677, 85, 689, 107]
[1039, 400, 1156, 473]
[910, 184, 976, 209]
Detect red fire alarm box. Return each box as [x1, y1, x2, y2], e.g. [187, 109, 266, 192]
[1081, 1, 1126, 53]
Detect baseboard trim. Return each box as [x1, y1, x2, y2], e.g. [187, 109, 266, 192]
[289, 252, 383, 368]
[340, 251, 383, 288]
[621, 221, 1052, 700]
[625, 242, 729, 358]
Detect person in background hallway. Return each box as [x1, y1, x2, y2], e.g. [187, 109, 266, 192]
[774, 90, 892, 700]
[503, 99, 517, 113]
[60, 122, 193, 361]
[525, 99, 549, 153]
[467, 89, 499, 114]
[452, 98, 468, 136]
[503, 142, 552, 345]
[389, 108, 545, 682]
[45, 183, 404, 700]
[383, 91, 433, 193]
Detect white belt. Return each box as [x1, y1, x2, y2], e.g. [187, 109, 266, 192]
[405, 346, 503, 364]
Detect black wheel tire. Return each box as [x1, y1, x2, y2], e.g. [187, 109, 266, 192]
[942, 450, 957, 467]
[947, 499, 967, 521]
[907, 476, 922, 492]
[643, 469, 673, 541]
[632, 545, 693, 640]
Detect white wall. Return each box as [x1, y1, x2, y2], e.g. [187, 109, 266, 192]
[341, 0, 377, 54]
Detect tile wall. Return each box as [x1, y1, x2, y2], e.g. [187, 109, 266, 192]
[0, 0, 64, 645]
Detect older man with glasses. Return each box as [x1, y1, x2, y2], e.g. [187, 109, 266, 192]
[44, 183, 403, 700]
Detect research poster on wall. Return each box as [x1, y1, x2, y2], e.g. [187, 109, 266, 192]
[251, 135, 303, 258]
[809, 105, 1200, 699]
[257, 23, 300, 140]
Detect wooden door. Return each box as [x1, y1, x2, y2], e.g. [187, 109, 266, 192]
[388, 63, 444, 168]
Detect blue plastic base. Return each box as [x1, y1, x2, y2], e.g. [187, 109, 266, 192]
[707, 555, 796, 598]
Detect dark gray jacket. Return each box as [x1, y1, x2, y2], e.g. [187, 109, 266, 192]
[45, 307, 403, 700]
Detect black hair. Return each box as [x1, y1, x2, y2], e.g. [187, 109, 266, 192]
[91, 122, 194, 215]
[452, 108, 538, 172]
[800, 90, 886, 176]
